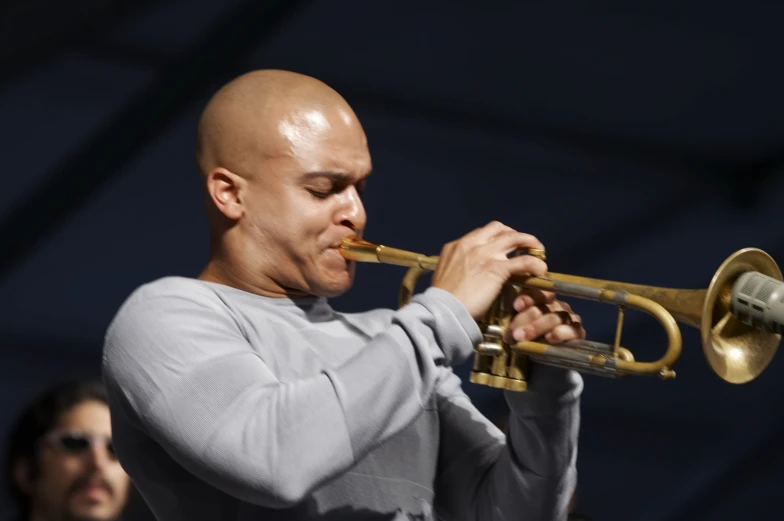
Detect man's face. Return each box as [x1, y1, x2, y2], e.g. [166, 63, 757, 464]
[26, 400, 130, 521]
[244, 104, 372, 298]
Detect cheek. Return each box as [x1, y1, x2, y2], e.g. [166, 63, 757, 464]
[251, 193, 311, 235]
[35, 458, 80, 497]
[110, 474, 130, 503]
[249, 190, 335, 257]
[109, 464, 130, 489]
[289, 202, 333, 241]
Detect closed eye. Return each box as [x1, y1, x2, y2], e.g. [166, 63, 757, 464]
[302, 171, 370, 199]
[307, 188, 331, 199]
[307, 184, 367, 200]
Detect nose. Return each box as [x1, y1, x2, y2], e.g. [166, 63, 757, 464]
[85, 442, 113, 471]
[335, 185, 366, 232]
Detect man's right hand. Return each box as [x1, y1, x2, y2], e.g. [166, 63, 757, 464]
[430, 221, 548, 320]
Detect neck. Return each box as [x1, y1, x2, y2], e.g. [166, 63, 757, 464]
[199, 248, 312, 300]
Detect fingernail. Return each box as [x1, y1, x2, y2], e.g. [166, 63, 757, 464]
[514, 299, 525, 311]
[513, 328, 526, 341]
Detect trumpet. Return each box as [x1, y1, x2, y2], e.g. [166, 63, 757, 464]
[340, 236, 784, 391]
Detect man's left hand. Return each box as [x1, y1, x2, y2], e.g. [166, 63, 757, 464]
[504, 288, 585, 345]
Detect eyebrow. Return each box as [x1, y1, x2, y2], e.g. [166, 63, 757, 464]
[300, 170, 372, 182]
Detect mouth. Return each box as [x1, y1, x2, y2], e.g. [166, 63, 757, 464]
[73, 479, 112, 503]
[77, 486, 111, 503]
[325, 248, 349, 263]
[330, 234, 359, 249]
[324, 242, 356, 271]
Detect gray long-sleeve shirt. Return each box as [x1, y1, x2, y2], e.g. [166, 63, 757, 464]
[102, 277, 582, 521]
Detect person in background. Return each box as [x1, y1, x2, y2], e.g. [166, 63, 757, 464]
[4, 381, 131, 521]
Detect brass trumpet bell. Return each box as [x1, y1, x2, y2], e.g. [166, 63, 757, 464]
[339, 236, 782, 390]
[540, 248, 782, 384]
[701, 248, 782, 383]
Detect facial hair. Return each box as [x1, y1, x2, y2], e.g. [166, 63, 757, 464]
[64, 516, 121, 521]
[60, 474, 119, 521]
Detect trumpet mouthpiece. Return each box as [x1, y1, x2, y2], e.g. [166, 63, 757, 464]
[339, 236, 382, 263]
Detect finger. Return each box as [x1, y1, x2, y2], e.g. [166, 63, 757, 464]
[496, 254, 548, 278]
[553, 309, 582, 329]
[513, 289, 556, 311]
[511, 312, 563, 341]
[545, 323, 586, 344]
[510, 309, 582, 342]
[492, 231, 545, 255]
[464, 221, 516, 245]
[507, 302, 557, 334]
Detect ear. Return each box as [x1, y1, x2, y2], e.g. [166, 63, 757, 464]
[12, 458, 33, 494]
[205, 167, 246, 221]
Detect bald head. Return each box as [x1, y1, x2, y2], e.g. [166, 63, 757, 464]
[195, 69, 364, 180]
[195, 69, 372, 299]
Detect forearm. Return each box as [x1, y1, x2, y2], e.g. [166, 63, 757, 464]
[489, 367, 582, 520]
[434, 366, 582, 521]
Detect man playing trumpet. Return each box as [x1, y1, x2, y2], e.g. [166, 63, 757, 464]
[102, 69, 586, 521]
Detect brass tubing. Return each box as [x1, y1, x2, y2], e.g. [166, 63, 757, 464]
[339, 236, 782, 384]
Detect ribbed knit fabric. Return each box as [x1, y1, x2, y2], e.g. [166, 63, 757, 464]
[102, 277, 581, 521]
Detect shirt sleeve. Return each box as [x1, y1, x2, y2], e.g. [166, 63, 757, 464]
[101, 283, 483, 509]
[433, 363, 582, 521]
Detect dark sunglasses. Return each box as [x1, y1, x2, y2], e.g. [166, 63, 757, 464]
[41, 430, 116, 459]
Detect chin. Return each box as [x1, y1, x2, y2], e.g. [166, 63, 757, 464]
[67, 507, 119, 521]
[314, 273, 355, 298]
[317, 281, 354, 298]
[309, 261, 356, 298]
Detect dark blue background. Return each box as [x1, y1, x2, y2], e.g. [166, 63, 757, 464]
[2, 1, 783, 519]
